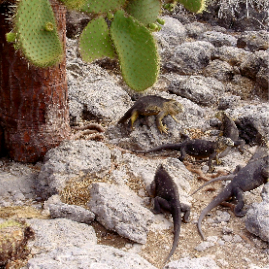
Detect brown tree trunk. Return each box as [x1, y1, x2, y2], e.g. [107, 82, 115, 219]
[0, 1, 70, 162]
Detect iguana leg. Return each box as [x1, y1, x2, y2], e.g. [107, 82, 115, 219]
[233, 187, 246, 217]
[208, 152, 218, 172]
[156, 112, 168, 134]
[180, 203, 191, 223]
[178, 148, 187, 162]
[153, 196, 171, 214]
[171, 115, 179, 123]
[234, 140, 245, 154]
[130, 111, 139, 129]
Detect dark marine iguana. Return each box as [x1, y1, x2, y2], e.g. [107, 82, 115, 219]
[118, 95, 184, 134]
[140, 136, 234, 171]
[215, 111, 245, 157]
[196, 152, 269, 240]
[148, 164, 191, 263]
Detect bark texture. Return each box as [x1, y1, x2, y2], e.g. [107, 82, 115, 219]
[0, 1, 70, 162]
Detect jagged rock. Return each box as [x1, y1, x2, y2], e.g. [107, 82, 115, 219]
[198, 31, 237, 47]
[26, 218, 97, 254]
[239, 50, 269, 91]
[46, 195, 95, 224]
[37, 140, 111, 196]
[261, 183, 269, 203]
[217, 96, 240, 110]
[237, 31, 269, 51]
[165, 256, 220, 269]
[66, 10, 91, 38]
[165, 41, 215, 74]
[185, 22, 207, 38]
[212, 46, 252, 66]
[154, 16, 186, 61]
[228, 75, 255, 100]
[203, 60, 234, 82]
[88, 182, 154, 244]
[230, 104, 269, 144]
[27, 245, 157, 269]
[66, 39, 132, 125]
[169, 75, 224, 106]
[0, 168, 37, 206]
[245, 200, 269, 242]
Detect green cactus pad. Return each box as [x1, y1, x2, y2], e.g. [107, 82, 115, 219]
[80, 0, 126, 14]
[126, 0, 161, 25]
[14, 0, 63, 67]
[177, 0, 207, 13]
[58, 0, 86, 10]
[111, 10, 159, 91]
[79, 17, 115, 62]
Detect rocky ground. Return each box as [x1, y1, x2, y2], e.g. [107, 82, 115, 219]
[0, 4, 269, 269]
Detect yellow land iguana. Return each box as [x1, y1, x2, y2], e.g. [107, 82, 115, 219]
[118, 95, 184, 134]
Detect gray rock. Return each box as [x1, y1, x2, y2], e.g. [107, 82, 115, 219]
[169, 76, 224, 106]
[48, 201, 95, 224]
[195, 241, 215, 251]
[212, 46, 252, 66]
[26, 218, 97, 254]
[38, 140, 111, 195]
[218, 96, 240, 110]
[231, 104, 269, 144]
[27, 245, 157, 269]
[239, 50, 269, 90]
[185, 22, 207, 38]
[154, 16, 186, 61]
[237, 31, 269, 52]
[203, 60, 234, 82]
[66, 39, 132, 124]
[198, 31, 237, 47]
[0, 168, 37, 205]
[165, 256, 220, 269]
[228, 75, 255, 100]
[245, 201, 269, 242]
[88, 182, 154, 244]
[166, 41, 215, 74]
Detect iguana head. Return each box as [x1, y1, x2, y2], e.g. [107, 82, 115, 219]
[168, 100, 184, 114]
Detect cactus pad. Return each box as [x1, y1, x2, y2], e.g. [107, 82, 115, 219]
[79, 17, 115, 62]
[111, 10, 159, 91]
[177, 0, 207, 13]
[14, 0, 63, 67]
[80, 0, 126, 14]
[126, 0, 161, 25]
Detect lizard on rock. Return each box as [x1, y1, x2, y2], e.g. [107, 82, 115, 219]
[196, 150, 269, 240]
[118, 95, 184, 134]
[140, 137, 234, 171]
[148, 164, 191, 263]
[215, 111, 245, 157]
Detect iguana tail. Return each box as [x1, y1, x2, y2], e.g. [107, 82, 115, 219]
[198, 183, 233, 240]
[118, 108, 133, 124]
[164, 203, 181, 264]
[141, 143, 183, 154]
[191, 174, 235, 196]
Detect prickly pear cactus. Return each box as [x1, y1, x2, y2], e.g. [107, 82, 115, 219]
[111, 10, 159, 91]
[126, 0, 161, 26]
[14, 0, 63, 67]
[79, 17, 115, 62]
[0, 220, 35, 266]
[60, 0, 126, 13]
[177, 0, 207, 13]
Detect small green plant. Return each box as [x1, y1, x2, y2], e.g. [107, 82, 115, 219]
[7, 0, 207, 91]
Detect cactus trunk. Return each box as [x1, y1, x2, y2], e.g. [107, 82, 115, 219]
[0, 1, 70, 162]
